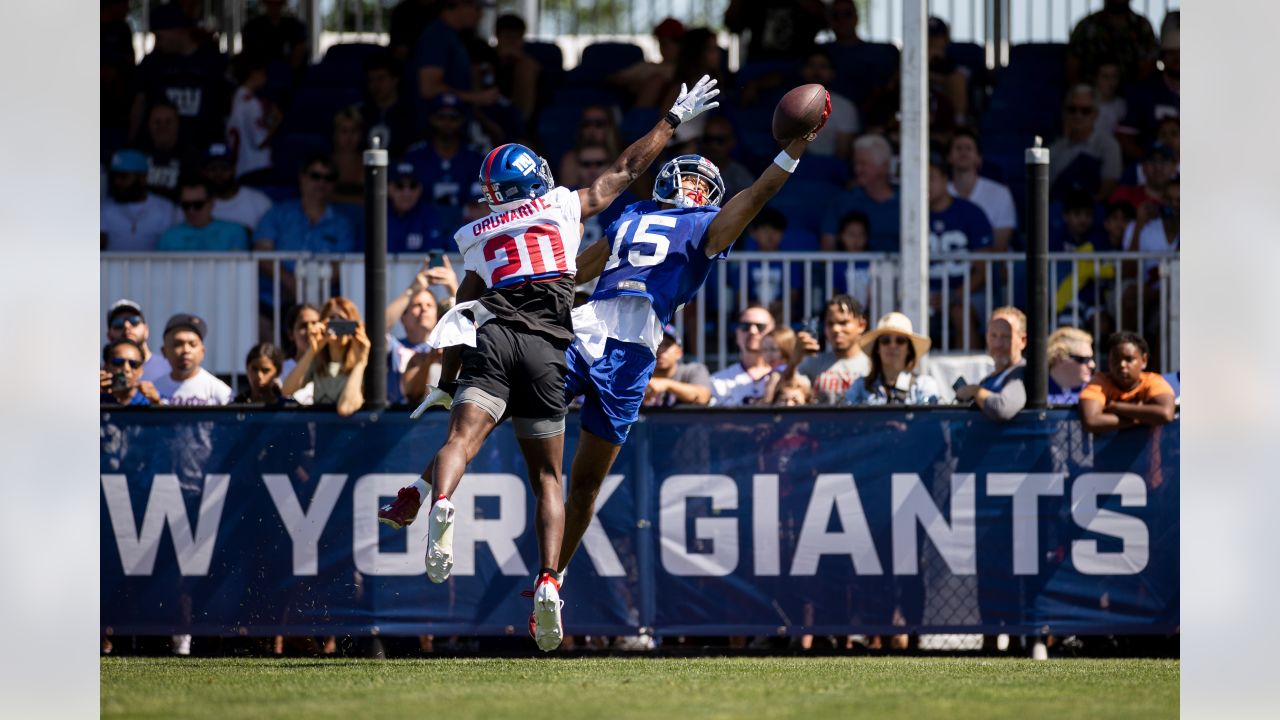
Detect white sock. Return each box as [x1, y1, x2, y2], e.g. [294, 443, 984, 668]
[412, 477, 431, 500]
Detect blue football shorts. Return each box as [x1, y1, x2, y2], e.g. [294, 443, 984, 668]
[563, 337, 657, 446]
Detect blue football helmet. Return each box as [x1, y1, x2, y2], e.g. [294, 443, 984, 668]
[479, 143, 554, 206]
[653, 154, 726, 208]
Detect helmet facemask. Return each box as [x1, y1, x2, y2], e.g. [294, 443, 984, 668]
[653, 155, 726, 208]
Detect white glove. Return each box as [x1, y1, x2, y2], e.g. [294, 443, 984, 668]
[667, 74, 721, 126]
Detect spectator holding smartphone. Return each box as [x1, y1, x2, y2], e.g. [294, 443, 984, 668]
[100, 339, 161, 406]
[234, 342, 289, 405]
[1079, 331, 1175, 433]
[281, 296, 370, 416]
[388, 254, 456, 404]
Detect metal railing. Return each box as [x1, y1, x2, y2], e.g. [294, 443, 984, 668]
[102, 250, 1179, 376]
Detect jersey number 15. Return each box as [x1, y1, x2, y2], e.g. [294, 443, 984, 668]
[603, 215, 676, 272]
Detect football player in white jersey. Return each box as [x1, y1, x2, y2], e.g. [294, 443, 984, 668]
[379, 75, 720, 651]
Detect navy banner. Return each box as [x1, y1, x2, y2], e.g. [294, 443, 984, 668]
[100, 409, 1178, 636]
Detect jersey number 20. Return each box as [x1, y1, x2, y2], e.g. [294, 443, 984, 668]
[604, 215, 675, 272]
[483, 223, 566, 287]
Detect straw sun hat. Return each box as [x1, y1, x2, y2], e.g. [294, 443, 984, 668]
[858, 312, 932, 359]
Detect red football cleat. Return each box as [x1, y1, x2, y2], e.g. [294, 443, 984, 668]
[377, 486, 423, 530]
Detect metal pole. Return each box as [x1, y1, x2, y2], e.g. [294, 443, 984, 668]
[1025, 137, 1050, 408]
[305, 0, 324, 64]
[364, 136, 389, 410]
[900, 0, 929, 335]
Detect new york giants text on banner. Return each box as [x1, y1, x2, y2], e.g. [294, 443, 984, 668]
[100, 409, 1178, 637]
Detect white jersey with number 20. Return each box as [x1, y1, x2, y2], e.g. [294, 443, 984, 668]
[456, 186, 583, 289]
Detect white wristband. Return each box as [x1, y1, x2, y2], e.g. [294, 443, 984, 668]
[773, 151, 800, 173]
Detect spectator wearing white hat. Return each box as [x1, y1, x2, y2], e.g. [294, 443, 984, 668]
[101, 149, 179, 251]
[105, 299, 171, 382]
[153, 313, 233, 406]
[846, 312, 941, 405]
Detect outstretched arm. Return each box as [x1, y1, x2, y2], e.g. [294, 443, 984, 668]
[704, 138, 811, 257]
[579, 75, 720, 219]
[575, 239, 610, 285]
[704, 93, 830, 256]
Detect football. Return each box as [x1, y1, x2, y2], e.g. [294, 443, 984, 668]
[772, 84, 829, 142]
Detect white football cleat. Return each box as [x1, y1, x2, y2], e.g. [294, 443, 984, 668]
[532, 573, 565, 652]
[424, 497, 456, 583]
[410, 385, 454, 419]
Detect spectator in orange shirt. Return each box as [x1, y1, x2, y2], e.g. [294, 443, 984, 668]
[1079, 331, 1175, 433]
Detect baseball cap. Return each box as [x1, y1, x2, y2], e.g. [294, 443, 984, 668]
[428, 93, 463, 115]
[110, 149, 148, 174]
[164, 313, 208, 340]
[928, 16, 949, 38]
[150, 2, 196, 32]
[654, 18, 685, 40]
[391, 160, 418, 183]
[107, 298, 144, 323]
[203, 142, 233, 167]
[661, 324, 682, 346]
[1146, 142, 1175, 160]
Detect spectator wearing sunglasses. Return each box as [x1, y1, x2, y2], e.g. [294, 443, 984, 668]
[387, 160, 445, 254]
[696, 116, 755, 200]
[846, 312, 940, 406]
[253, 154, 356, 252]
[1047, 327, 1096, 404]
[575, 143, 640, 249]
[105, 299, 170, 382]
[710, 306, 777, 406]
[1048, 84, 1122, 202]
[156, 178, 250, 250]
[403, 93, 484, 225]
[100, 339, 161, 406]
[558, 105, 621, 188]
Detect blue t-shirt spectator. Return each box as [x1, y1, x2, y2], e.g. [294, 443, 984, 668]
[157, 219, 249, 251]
[821, 188, 901, 252]
[403, 142, 485, 211]
[100, 391, 152, 406]
[1047, 377, 1086, 404]
[388, 201, 447, 254]
[929, 196, 993, 292]
[254, 201, 356, 253]
[412, 19, 473, 127]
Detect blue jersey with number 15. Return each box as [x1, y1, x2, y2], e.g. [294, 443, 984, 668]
[589, 201, 724, 325]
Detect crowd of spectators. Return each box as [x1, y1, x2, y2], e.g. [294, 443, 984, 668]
[100, 0, 1179, 430]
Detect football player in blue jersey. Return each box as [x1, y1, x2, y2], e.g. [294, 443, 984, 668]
[556, 103, 831, 577]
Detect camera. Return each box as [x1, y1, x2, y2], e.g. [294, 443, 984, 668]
[111, 371, 130, 393]
[328, 319, 358, 337]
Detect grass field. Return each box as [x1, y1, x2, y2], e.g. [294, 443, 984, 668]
[102, 656, 1178, 719]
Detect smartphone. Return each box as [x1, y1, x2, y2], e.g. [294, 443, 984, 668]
[803, 316, 820, 336]
[428, 249, 445, 268]
[111, 371, 130, 393]
[328, 319, 358, 337]
[952, 376, 969, 392]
